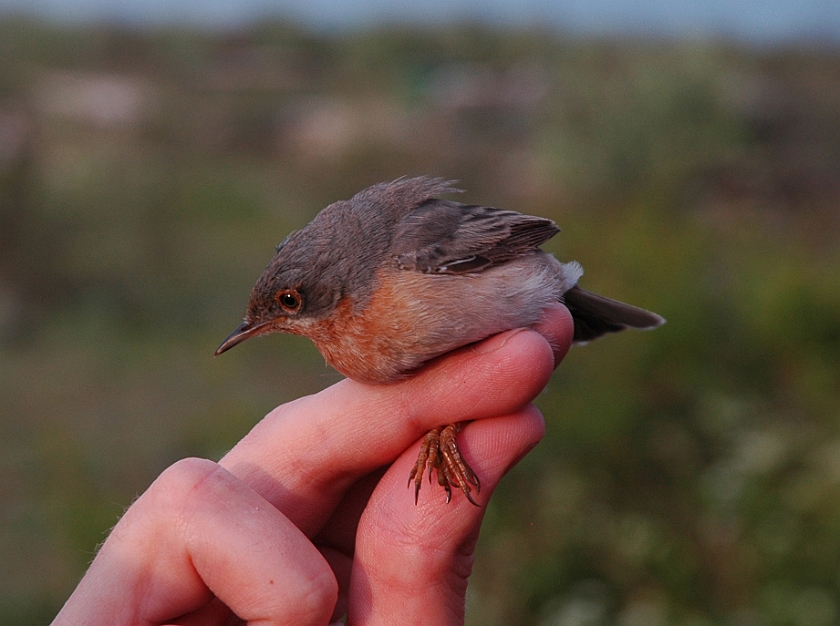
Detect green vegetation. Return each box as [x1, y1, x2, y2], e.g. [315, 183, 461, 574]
[1, 18, 839, 625]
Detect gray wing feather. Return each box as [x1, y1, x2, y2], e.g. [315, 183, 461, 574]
[392, 200, 560, 274]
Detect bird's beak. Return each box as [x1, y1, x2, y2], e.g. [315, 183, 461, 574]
[214, 320, 271, 356]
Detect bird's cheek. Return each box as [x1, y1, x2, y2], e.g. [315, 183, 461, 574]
[271, 316, 308, 337]
[268, 316, 291, 331]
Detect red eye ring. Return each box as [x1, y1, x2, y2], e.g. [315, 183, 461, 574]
[276, 289, 302, 312]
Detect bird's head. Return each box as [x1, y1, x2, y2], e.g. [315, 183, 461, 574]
[214, 231, 345, 355]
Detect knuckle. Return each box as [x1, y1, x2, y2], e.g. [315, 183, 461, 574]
[263, 566, 338, 626]
[295, 569, 339, 624]
[146, 457, 223, 509]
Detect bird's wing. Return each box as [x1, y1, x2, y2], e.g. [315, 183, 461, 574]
[391, 200, 559, 274]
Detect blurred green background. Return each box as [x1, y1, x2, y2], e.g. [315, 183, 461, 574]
[1, 16, 839, 626]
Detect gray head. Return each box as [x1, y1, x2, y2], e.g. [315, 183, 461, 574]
[215, 176, 460, 355]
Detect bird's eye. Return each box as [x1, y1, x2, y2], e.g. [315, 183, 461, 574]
[276, 289, 302, 312]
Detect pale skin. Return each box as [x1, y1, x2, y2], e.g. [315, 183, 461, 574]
[52, 304, 574, 626]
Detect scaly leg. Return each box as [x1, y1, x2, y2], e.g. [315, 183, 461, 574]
[408, 422, 481, 506]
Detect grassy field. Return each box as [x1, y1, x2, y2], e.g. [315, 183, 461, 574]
[1, 19, 839, 625]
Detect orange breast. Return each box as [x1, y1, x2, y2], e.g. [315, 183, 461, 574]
[303, 255, 567, 383]
[305, 273, 433, 383]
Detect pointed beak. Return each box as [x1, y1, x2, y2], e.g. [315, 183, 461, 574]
[214, 320, 271, 356]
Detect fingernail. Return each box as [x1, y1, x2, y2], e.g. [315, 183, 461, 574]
[473, 328, 527, 354]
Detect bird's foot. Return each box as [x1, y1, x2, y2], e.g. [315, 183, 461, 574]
[408, 422, 480, 506]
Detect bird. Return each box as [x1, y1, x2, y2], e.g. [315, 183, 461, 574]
[215, 176, 665, 505]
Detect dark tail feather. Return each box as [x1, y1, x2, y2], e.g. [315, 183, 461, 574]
[563, 285, 665, 344]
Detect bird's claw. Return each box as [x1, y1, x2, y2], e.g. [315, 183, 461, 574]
[408, 422, 480, 506]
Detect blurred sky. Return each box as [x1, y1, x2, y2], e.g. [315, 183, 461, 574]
[0, 0, 839, 42]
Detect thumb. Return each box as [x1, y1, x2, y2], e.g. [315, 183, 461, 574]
[347, 404, 546, 625]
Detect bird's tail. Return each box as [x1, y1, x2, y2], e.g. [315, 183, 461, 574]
[563, 285, 665, 344]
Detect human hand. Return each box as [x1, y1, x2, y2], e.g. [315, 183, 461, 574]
[52, 304, 573, 625]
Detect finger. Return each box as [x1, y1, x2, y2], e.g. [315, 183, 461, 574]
[348, 405, 546, 625]
[52, 458, 337, 626]
[314, 469, 385, 621]
[533, 302, 575, 366]
[220, 325, 563, 535]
